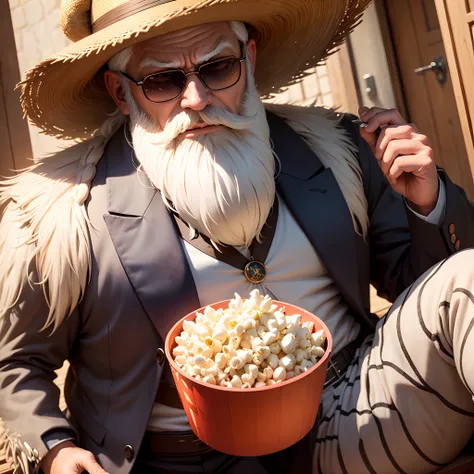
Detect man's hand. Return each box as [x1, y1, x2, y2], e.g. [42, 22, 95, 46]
[40, 441, 109, 474]
[358, 106, 439, 216]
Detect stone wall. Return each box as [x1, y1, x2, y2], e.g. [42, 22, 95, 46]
[8, 0, 71, 157]
[268, 65, 334, 108]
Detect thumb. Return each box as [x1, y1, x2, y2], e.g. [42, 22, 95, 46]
[81, 454, 109, 474]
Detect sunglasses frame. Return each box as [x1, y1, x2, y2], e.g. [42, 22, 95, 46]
[117, 43, 245, 104]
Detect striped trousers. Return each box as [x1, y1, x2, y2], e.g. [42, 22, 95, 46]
[313, 249, 474, 474]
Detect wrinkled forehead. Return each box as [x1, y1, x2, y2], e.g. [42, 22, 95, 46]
[131, 21, 241, 69]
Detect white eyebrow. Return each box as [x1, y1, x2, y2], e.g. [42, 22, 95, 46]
[139, 41, 236, 71]
[139, 57, 181, 70]
[196, 41, 235, 64]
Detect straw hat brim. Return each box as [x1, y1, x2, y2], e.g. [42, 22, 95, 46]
[20, 0, 370, 140]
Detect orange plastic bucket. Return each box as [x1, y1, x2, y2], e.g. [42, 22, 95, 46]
[164, 300, 333, 457]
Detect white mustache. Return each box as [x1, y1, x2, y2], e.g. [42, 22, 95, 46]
[147, 105, 257, 146]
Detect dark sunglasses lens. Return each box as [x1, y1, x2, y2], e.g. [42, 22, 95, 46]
[200, 58, 241, 90]
[143, 71, 186, 102]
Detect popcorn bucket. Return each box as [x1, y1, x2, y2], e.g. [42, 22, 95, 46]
[165, 300, 333, 457]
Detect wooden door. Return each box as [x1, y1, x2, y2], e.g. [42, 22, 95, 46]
[0, 1, 32, 178]
[385, 0, 474, 198]
[433, 0, 474, 200]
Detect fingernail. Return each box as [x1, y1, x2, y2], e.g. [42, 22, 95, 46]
[352, 119, 368, 128]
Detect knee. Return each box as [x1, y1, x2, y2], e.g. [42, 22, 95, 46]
[447, 248, 474, 267]
[441, 249, 474, 281]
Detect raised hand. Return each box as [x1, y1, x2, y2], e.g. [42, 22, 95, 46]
[358, 106, 439, 216]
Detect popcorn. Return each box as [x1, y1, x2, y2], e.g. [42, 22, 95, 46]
[194, 355, 207, 367]
[255, 345, 271, 360]
[281, 333, 298, 354]
[236, 349, 251, 364]
[295, 348, 306, 363]
[244, 364, 259, 379]
[274, 311, 287, 330]
[298, 338, 311, 350]
[269, 341, 281, 354]
[230, 356, 245, 370]
[212, 324, 228, 342]
[183, 320, 197, 334]
[203, 375, 217, 385]
[240, 340, 251, 349]
[311, 346, 325, 358]
[263, 366, 273, 380]
[241, 373, 254, 385]
[285, 315, 301, 334]
[273, 367, 287, 381]
[266, 353, 279, 369]
[215, 353, 228, 369]
[251, 337, 263, 351]
[244, 318, 257, 330]
[262, 329, 280, 346]
[172, 290, 326, 388]
[311, 330, 326, 347]
[279, 354, 296, 371]
[294, 365, 305, 375]
[230, 375, 243, 388]
[260, 295, 273, 313]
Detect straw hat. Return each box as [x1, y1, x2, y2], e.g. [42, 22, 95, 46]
[20, 0, 371, 140]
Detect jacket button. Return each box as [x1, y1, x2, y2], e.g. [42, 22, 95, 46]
[455, 240, 461, 251]
[451, 233, 457, 244]
[155, 348, 165, 364]
[449, 223, 456, 235]
[124, 444, 134, 460]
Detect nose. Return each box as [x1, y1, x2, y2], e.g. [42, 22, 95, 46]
[179, 74, 212, 111]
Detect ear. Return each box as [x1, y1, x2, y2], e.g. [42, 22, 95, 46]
[246, 39, 257, 75]
[104, 70, 130, 116]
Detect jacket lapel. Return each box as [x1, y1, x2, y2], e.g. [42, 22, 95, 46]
[103, 129, 200, 340]
[267, 112, 367, 320]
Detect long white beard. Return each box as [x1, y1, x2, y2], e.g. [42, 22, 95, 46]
[128, 73, 276, 248]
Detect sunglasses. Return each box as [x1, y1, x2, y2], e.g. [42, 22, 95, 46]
[117, 45, 246, 104]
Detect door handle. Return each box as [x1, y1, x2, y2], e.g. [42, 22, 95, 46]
[414, 56, 447, 84]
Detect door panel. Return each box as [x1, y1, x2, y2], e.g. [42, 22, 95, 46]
[385, 0, 474, 198]
[434, 0, 474, 200]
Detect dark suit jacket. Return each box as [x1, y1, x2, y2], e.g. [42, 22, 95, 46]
[0, 111, 472, 474]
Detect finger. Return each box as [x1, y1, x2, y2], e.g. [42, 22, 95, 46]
[375, 125, 417, 161]
[358, 106, 388, 122]
[364, 109, 406, 133]
[81, 453, 109, 474]
[388, 155, 432, 183]
[358, 105, 370, 117]
[380, 139, 426, 176]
